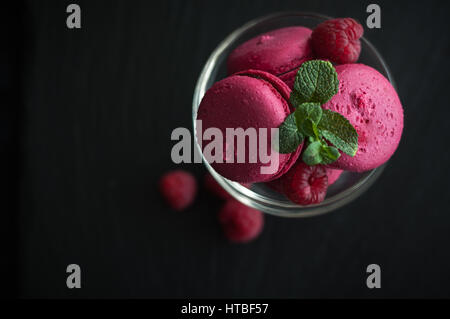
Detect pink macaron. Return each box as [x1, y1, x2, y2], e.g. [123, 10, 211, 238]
[327, 168, 343, 185]
[196, 70, 302, 183]
[323, 64, 404, 172]
[227, 26, 313, 88]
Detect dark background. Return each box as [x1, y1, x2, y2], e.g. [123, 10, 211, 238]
[2, 0, 450, 298]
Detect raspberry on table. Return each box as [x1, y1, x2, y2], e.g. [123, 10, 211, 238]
[311, 18, 364, 64]
[282, 162, 328, 205]
[218, 199, 264, 243]
[159, 170, 197, 211]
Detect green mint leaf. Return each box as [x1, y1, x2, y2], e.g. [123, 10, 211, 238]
[302, 141, 323, 166]
[290, 90, 304, 108]
[318, 109, 358, 156]
[299, 102, 323, 124]
[298, 117, 316, 138]
[307, 104, 323, 125]
[277, 113, 304, 154]
[293, 60, 339, 105]
[303, 140, 342, 166]
[319, 144, 341, 164]
[294, 103, 322, 138]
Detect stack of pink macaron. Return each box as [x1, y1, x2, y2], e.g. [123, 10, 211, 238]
[196, 17, 404, 205]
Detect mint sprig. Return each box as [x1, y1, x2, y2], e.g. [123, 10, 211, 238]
[295, 102, 322, 137]
[278, 60, 359, 166]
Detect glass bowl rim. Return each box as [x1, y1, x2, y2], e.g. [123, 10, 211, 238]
[192, 11, 393, 218]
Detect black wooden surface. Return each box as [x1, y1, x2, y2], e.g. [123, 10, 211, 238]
[11, 0, 450, 298]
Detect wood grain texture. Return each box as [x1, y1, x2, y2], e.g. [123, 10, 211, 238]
[17, 0, 450, 297]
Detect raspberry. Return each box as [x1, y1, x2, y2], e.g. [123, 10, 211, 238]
[218, 200, 264, 243]
[204, 173, 232, 200]
[159, 170, 197, 211]
[282, 162, 328, 205]
[311, 18, 364, 64]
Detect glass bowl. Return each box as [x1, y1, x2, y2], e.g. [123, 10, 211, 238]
[192, 12, 394, 218]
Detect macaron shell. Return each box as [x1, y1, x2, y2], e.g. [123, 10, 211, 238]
[323, 64, 404, 172]
[236, 69, 293, 105]
[327, 168, 343, 185]
[278, 67, 299, 89]
[227, 27, 313, 76]
[196, 70, 302, 183]
[236, 70, 303, 180]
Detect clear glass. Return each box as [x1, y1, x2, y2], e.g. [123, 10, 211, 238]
[192, 12, 394, 218]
